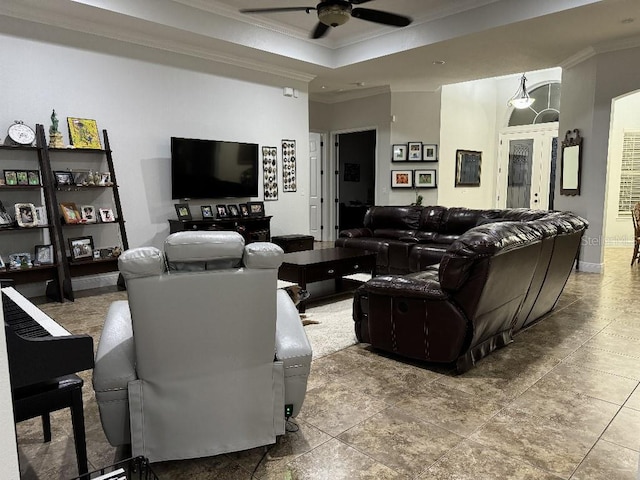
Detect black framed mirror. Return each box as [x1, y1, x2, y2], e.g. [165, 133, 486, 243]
[560, 129, 582, 196]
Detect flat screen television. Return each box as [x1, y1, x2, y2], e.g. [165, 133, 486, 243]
[171, 137, 259, 199]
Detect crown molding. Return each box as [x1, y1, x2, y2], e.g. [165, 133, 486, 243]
[0, 2, 316, 83]
[310, 85, 390, 104]
[561, 34, 640, 69]
[560, 46, 597, 69]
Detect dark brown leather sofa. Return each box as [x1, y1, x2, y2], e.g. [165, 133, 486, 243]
[343, 206, 587, 372]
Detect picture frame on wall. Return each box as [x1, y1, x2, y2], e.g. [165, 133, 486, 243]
[414, 169, 437, 188]
[455, 149, 482, 187]
[422, 144, 438, 162]
[407, 142, 423, 161]
[391, 170, 413, 188]
[392, 144, 407, 162]
[174, 203, 192, 221]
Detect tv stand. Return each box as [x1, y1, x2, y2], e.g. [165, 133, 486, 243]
[168, 216, 272, 243]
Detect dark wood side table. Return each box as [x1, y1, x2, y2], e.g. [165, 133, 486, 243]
[278, 247, 376, 312]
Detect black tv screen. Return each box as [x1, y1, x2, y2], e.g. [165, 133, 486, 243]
[171, 137, 259, 199]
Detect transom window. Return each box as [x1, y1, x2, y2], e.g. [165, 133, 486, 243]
[509, 82, 561, 127]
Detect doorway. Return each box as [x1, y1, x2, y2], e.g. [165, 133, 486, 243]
[497, 124, 558, 210]
[334, 130, 376, 236]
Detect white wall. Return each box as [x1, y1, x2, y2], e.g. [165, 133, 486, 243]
[439, 79, 498, 207]
[604, 91, 640, 246]
[0, 31, 310, 249]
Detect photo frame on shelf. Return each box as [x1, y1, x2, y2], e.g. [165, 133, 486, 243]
[174, 203, 191, 221]
[15, 203, 37, 227]
[216, 205, 228, 218]
[99, 172, 112, 186]
[60, 202, 81, 224]
[67, 117, 102, 149]
[34, 244, 54, 265]
[8, 252, 32, 269]
[81, 205, 97, 223]
[201, 205, 214, 219]
[72, 170, 91, 186]
[247, 201, 265, 217]
[16, 171, 28, 186]
[0, 255, 4, 269]
[422, 144, 438, 162]
[4, 170, 17, 186]
[239, 203, 250, 217]
[408, 142, 423, 161]
[69, 236, 94, 262]
[54, 171, 74, 186]
[392, 144, 407, 162]
[455, 149, 482, 187]
[34, 206, 48, 226]
[27, 170, 40, 185]
[414, 169, 437, 188]
[99, 208, 116, 223]
[391, 170, 413, 188]
[227, 204, 240, 217]
[0, 200, 13, 226]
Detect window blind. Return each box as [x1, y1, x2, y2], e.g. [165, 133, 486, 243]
[618, 130, 640, 215]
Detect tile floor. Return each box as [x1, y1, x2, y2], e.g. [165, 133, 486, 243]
[15, 248, 640, 479]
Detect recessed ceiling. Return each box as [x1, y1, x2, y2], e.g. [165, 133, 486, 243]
[2, 0, 640, 102]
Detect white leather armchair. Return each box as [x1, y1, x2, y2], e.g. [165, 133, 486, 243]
[92, 231, 312, 463]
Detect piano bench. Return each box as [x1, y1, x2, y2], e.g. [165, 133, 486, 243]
[13, 374, 89, 476]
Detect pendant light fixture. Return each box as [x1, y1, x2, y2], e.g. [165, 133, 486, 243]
[507, 73, 535, 109]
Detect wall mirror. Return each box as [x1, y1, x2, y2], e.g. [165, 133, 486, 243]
[560, 129, 582, 196]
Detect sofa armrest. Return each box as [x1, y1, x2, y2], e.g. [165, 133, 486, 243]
[363, 273, 447, 300]
[339, 228, 373, 238]
[275, 290, 312, 418]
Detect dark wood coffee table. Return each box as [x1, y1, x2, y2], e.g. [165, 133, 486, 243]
[278, 247, 376, 312]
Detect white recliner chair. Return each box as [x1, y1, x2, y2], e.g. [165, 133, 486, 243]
[92, 231, 312, 463]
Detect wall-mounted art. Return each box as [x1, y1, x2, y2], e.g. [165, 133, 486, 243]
[392, 144, 407, 162]
[391, 170, 413, 188]
[455, 149, 482, 187]
[414, 169, 437, 188]
[422, 144, 438, 162]
[408, 142, 422, 161]
[262, 146, 278, 200]
[282, 139, 296, 192]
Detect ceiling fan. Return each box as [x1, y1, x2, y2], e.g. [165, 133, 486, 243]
[239, 0, 413, 39]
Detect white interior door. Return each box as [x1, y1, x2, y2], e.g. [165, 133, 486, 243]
[497, 124, 558, 210]
[308, 132, 323, 241]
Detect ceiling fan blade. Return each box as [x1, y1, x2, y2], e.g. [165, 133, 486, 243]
[311, 22, 330, 39]
[351, 8, 412, 27]
[349, 0, 375, 4]
[240, 7, 315, 14]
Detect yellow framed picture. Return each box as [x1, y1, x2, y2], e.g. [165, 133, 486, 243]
[67, 117, 101, 149]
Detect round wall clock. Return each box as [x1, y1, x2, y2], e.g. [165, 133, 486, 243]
[7, 121, 36, 145]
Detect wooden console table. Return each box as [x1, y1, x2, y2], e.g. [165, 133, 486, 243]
[168, 216, 272, 243]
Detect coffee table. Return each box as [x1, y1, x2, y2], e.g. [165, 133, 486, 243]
[278, 247, 376, 312]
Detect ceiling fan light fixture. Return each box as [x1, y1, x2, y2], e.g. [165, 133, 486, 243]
[318, 2, 352, 27]
[508, 73, 535, 109]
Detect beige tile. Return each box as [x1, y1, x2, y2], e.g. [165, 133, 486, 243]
[394, 383, 506, 436]
[281, 438, 404, 479]
[151, 454, 251, 479]
[470, 408, 596, 477]
[18, 436, 84, 480]
[625, 387, 640, 411]
[602, 407, 640, 452]
[564, 346, 640, 380]
[338, 408, 462, 477]
[422, 440, 562, 479]
[227, 419, 331, 479]
[584, 332, 640, 358]
[571, 440, 640, 480]
[297, 382, 388, 436]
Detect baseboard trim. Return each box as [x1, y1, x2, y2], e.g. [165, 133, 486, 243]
[71, 272, 119, 291]
[578, 261, 603, 273]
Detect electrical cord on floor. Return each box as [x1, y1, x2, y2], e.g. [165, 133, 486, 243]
[285, 418, 299, 433]
[251, 444, 273, 479]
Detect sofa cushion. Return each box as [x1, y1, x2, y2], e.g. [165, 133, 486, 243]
[439, 208, 486, 234]
[418, 206, 447, 232]
[364, 206, 422, 231]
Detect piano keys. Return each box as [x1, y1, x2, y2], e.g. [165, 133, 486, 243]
[2, 286, 94, 390]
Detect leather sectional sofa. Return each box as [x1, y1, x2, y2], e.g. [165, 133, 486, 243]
[339, 206, 587, 372]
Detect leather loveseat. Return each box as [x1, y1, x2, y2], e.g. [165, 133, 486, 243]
[336, 205, 560, 274]
[347, 206, 587, 372]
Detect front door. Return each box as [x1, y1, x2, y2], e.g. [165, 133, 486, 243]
[497, 124, 558, 210]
